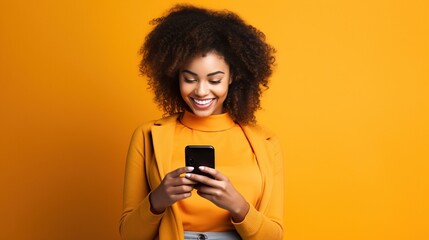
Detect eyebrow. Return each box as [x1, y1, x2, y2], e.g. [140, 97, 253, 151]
[182, 70, 225, 77]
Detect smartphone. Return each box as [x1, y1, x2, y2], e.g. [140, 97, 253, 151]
[185, 145, 215, 178]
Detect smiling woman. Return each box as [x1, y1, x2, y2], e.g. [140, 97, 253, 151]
[139, 4, 275, 125]
[119, 4, 284, 240]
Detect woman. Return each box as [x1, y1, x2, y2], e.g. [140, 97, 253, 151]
[120, 4, 284, 240]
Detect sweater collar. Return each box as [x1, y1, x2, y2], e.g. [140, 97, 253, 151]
[179, 111, 235, 132]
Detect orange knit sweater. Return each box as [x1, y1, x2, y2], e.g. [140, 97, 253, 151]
[172, 111, 262, 232]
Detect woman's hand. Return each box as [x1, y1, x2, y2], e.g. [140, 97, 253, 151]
[149, 166, 196, 214]
[185, 167, 250, 222]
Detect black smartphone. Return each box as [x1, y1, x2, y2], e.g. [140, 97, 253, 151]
[185, 145, 215, 178]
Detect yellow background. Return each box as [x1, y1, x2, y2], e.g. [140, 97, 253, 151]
[1, 0, 428, 239]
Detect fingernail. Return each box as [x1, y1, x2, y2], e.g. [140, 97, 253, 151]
[187, 166, 194, 171]
[185, 173, 191, 178]
[199, 166, 205, 170]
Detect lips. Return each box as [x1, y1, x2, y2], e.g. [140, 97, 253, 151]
[191, 98, 215, 109]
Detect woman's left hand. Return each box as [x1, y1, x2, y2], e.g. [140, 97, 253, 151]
[185, 166, 250, 222]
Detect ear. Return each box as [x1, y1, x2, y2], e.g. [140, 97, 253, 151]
[228, 76, 233, 85]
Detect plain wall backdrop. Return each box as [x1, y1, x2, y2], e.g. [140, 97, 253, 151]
[0, 0, 428, 239]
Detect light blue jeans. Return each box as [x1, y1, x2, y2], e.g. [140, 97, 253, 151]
[184, 231, 241, 240]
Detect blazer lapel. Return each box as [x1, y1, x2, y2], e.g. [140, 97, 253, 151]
[241, 124, 274, 212]
[150, 114, 179, 178]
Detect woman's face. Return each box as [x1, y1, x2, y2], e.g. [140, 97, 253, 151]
[179, 52, 231, 117]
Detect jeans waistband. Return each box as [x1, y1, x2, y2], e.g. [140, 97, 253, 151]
[184, 231, 241, 240]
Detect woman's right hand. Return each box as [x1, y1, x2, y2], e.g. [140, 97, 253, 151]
[149, 166, 196, 214]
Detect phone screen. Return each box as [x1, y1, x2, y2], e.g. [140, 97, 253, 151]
[185, 145, 215, 178]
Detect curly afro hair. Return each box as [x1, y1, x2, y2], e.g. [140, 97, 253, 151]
[139, 4, 276, 124]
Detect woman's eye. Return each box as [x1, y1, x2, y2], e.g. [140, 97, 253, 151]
[209, 80, 221, 84]
[184, 78, 196, 83]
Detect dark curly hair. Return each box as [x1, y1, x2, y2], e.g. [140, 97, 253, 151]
[139, 4, 276, 124]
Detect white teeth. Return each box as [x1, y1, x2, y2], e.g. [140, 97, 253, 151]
[193, 99, 213, 105]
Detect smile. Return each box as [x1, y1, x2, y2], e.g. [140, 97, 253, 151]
[192, 98, 214, 106]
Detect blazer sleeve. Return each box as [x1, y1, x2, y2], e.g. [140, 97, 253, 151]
[232, 134, 284, 239]
[119, 125, 164, 240]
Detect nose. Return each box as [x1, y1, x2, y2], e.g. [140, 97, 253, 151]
[195, 81, 209, 97]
